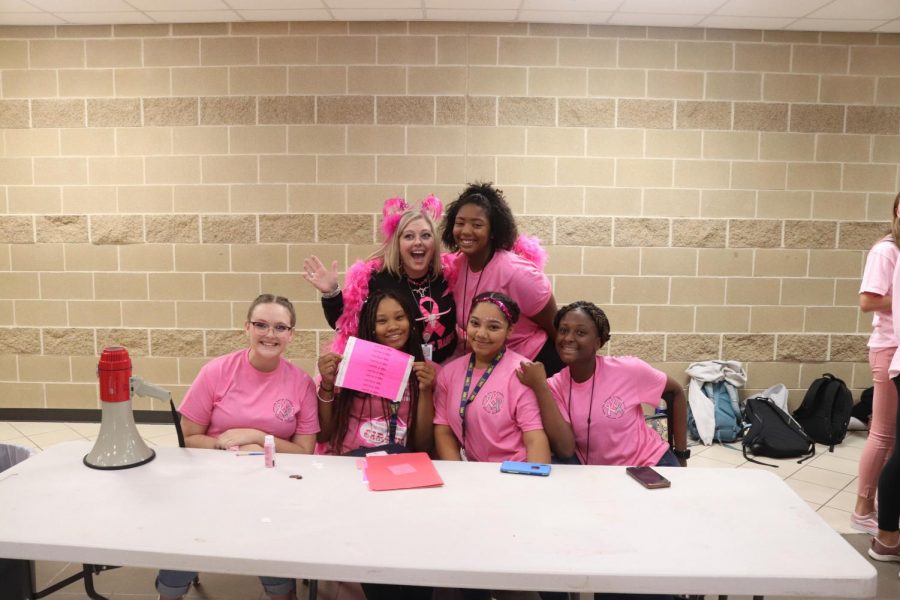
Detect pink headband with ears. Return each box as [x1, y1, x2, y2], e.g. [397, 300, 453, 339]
[380, 195, 444, 240]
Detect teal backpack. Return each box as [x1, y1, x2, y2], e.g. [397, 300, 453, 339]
[688, 380, 743, 443]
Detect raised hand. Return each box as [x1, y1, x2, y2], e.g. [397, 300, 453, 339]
[317, 352, 342, 388]
[412, 361, 436, 392]
[302, 255, 339, 295]
[515, 360, 548, 389]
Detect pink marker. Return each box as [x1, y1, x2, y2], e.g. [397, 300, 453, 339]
[264, 435, 275, 468]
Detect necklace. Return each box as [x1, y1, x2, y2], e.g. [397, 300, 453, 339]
[460, 251, 492, 347]
[568, 359, 598, 465]
[405, 271, 432, 301]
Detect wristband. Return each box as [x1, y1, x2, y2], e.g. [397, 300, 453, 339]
[321, 284, 341, 299]
[317, 386, 335, 403]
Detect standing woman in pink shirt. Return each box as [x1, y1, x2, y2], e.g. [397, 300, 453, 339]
[442, 182, 563, 375]
[517, 301, 689, 468]
[853, 194, 900, 536]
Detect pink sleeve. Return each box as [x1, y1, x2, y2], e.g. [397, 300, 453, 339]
[547, 372, 571, 425]
[512, 381, 544, 433]
[629, 358, 668, 408]
[294, 375, 320, 436]
[433, 368, 450, 426]
[178, 361, 216, 426]
[860, 241, 896, 296]
[505, 255, 552, 318]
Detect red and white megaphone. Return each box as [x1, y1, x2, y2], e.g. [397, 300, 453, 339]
[84, 346, 156, 470]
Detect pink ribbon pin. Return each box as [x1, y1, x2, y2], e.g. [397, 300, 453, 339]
[416, 298, 450, 340]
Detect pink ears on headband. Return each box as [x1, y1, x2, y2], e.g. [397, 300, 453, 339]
[380, 195, 443, 239]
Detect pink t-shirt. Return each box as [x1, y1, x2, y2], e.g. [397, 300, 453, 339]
[335, 388, 413, 455]
[179, 349, 320, 440]
[433, 348, 544, 463]
[860, 235, 899, 349]
[547, 356, 669, 467]
[452, 249, 552, 360]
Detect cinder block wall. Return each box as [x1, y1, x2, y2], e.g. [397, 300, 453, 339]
[1, 20, 897, 411]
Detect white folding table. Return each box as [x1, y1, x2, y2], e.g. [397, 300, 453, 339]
[0, 441, 877, 598]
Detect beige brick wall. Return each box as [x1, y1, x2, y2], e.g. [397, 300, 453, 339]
[1, 21, 896, 410]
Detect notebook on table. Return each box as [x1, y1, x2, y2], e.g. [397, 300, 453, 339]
[365, 452, 444, 491]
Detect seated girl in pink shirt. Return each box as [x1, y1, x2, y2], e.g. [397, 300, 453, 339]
[177, 294, 320, 454]
[434, 291, 551, 463]
[441, 182, 563, 375]
[157, 294, 319, 600]
[316, 288, 437, 457]
[518, 301, 689, 468]
[315, 288, 436, 600]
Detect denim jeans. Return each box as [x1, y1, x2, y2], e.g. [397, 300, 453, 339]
[155, 569, 294, 598]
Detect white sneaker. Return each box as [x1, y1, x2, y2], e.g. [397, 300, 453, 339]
[851, 511, 878, 536]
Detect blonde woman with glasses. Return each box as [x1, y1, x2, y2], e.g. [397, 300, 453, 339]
[155, 293, 319, 600]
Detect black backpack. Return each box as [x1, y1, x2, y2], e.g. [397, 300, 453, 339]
[851, 386, 874, 426]
[742, 396, 816, 467]
[793, 373, 853, 451]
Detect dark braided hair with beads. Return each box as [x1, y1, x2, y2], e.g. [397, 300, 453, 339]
[553, 301, 611, 348]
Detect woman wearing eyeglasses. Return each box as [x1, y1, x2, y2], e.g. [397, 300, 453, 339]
[155, 293, 319, 600]
[175, 293, 319, 454]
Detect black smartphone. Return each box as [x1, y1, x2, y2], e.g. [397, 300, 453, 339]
[625, 466, 671, 489]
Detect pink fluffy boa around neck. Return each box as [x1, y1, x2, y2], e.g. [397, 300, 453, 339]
[329, 234, 548, 354]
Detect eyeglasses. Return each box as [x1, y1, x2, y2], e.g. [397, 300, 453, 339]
[250, 321, 293, 335]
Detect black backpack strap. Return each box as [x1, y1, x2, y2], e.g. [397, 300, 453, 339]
[798, 443, 816, 464]
[742, 442, 779, 468]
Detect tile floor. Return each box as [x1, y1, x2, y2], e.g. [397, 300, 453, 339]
[0, 422, 889, 599]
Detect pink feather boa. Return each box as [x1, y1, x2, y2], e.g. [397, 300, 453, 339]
[330, 235, 547, 354]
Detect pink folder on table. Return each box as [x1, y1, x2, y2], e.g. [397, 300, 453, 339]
[365, 453, 444, 491]
[335, 336, 414, 403]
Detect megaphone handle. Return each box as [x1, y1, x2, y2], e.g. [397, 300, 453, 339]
[170, 398, 185, 449]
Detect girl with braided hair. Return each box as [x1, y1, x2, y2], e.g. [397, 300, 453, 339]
[316, 288, 435, 457]
[517, 300, 689, 468]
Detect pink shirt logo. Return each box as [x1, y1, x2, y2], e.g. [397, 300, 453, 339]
[482, 391, 503, 414]
[272, 398, 296, 422]
[602, 396, 625, 419]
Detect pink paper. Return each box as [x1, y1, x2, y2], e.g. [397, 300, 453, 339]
[366, 453, 444, 491]
[335, 336, 414, 403]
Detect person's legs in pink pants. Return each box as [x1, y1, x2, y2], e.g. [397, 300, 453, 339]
[853, 346, 898, 534]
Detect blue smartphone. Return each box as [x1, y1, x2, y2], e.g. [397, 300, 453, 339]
[500, 461, 551, 476]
